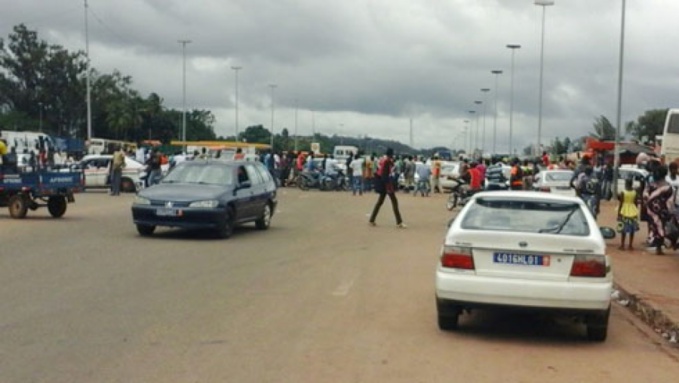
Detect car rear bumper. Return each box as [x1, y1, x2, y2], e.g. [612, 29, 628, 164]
[435, 269, 612, 311]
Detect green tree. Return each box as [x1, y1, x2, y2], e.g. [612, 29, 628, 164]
[0, 24, 87, 136]
[626, 109, 667, 142]
[241, 125, 271, 144]
[590, 115, 617, 141]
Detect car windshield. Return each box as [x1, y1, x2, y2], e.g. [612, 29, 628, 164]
[545, 171, 573, 182]
[161, 164, 234, 186]
[461, 197, 590, 236]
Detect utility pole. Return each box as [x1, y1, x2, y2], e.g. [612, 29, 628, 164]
[231, 66, 242, 140]
[84, 0, 92, 141]
[178, 39, 191, 152]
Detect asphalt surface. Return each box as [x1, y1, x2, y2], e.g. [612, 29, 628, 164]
[1, 188, 679, 382]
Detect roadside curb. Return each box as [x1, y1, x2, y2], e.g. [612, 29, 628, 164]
[613, 282, 679, 347]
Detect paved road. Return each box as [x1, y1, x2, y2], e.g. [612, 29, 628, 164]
[1, 188, 679, 382]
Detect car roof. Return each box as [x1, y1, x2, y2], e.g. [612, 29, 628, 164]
[470, 190, 582, 204]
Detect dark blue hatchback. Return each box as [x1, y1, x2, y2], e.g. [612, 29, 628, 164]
[131, 160, 277, 238]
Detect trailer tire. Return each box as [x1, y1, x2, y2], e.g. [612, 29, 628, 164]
[121, 177, 136, 193]
[8, 194, 28, 219]
[48, 196, 67, 218]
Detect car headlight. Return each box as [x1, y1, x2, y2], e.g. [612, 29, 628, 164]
[134, 196, 151, 205]
[189, 200, 219, 208]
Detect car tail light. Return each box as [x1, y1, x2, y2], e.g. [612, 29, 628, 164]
[441, 246, 475, 270]
[570, 255, 607, 277]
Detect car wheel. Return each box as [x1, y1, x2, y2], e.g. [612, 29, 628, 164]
[47, 196, 67, 218]
[8, 194, 28, 219]
[255, 202, 273, 230]
[121, 177, 136, 193]
[136, 224, 156, 236]
[586, 307, 610, 342]
[215, 206, 235, 239]
[436, 299, 461, 331]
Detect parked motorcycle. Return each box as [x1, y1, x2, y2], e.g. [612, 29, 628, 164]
[320, 170, 349, 191]
[298, 170, 323, 191]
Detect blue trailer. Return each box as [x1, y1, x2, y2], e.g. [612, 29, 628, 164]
[0, 170, 84, 219]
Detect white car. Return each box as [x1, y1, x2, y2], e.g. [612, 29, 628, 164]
[439, 162, 460, 191]
[533, 169, 575, 196]
[435, 191, 616, 341]
[70, 154, 146, 192]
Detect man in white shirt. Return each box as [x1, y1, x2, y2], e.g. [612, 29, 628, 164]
[349, 154, 365, 196]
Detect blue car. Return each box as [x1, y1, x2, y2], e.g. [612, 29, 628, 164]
[131, 160, 277, 238]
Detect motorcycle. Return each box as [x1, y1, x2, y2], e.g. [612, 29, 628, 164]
[446, 178, 475, 210]
[298, 170, 323, 191]
[320, 170, 349, 191]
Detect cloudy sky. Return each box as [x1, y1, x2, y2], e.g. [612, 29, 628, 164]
[1, 0, 676, 153]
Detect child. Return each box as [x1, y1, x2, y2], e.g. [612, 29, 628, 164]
[617, 177, 639, 250]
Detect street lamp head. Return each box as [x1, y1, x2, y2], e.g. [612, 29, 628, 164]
[535, 0, 555, 5]
[506, 44, 521, 49]
[468, 110, 476, 114]
[491, 70, 503, 75]
[231, 66, 242, 70]
[474, 101, 482, 105]
[481, 88, 490, 92]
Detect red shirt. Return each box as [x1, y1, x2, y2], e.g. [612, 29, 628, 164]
[469, 167, 482, 190]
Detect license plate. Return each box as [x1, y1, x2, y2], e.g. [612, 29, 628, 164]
[493, 252, 550, 266]
[156, 208, 178, 216]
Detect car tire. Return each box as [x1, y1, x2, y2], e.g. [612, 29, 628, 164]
[436, 299, 461, 331]
[47, 196, 67, 218]
[215, 206, 235, 239]
[255, 202, 273, 230]
[586, 307, 610, 342]
[8, 194, 28, 219]
[136, 224, 156, 236]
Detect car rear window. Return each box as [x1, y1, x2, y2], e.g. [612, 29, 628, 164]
[460, 198, 590, 236]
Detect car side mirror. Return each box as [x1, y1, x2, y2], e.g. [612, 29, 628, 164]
[600, 227, 616, 239]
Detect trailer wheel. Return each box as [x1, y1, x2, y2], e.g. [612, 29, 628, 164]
[121, 177, 136, 193]
[8, 194, 28, 219]
[48, 196, 67, 218]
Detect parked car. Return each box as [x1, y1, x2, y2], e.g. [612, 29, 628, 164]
[69, 154, 145, 192]
[435, 191, 616, 341]
[533, 169, 575, 196]
[131, 160, 277, 238]
[617, 166, 648, 193]
[439, 162, 460, 191]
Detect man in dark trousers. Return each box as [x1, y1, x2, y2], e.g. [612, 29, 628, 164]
[369, 148, 406, 228]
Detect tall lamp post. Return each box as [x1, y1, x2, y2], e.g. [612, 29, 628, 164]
[535, 0, 554, 157]
[178, 39, 192, 152]
[491, 70, 503, 155]
[294, 98, 299, 151]
[480, 88, 490, 156]
[231, 65, 242, 140]
[474, 102, 482, 156]
[463, 119, 470, 155]
[613, 0, 627, 195]
[506, 44, 521, 156]
[269, 84, 277, 151]
[468, 111, 476, 157]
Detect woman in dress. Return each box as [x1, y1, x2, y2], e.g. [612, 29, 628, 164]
[643, 165, 675, 254]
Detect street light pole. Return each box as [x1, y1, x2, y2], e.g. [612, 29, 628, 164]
[178, 39, 191, 152]
[463, 119, 470, 155]
[535, 0, 555, 157]
[480, 88, 490, 156]
[231, 66, 242, 140]
[474, 102, 482, 156]
[269, 84, 277, 151]
[506, 44, 521, 157]
[613, 0, 627, 196]
[491, 70, 503, 155]
[84, 0, 92, 141]
[294, 98, 299, 151]
[468, 111, 476, 157]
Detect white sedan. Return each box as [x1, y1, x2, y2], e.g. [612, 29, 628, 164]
[71, 154, 146, 192]
[435, 191, 616, 341]
[533, 169, 575, 196]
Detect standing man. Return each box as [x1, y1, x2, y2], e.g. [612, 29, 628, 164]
[110, 145, 126, 196]
[431, 155, 442, 193]
[146, 148, 162, 186]
[369, 148, 406, 228]
[509, 158, 524, 190]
